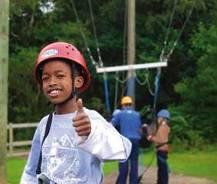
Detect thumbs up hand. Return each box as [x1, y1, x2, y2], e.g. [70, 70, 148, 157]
[73, 98, 91, 137]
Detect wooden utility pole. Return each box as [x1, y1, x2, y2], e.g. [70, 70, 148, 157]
[126, 0, 136, 100]
[0, 0, 9, 183]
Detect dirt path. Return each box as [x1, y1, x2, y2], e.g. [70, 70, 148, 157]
[103, 166, 216, 184]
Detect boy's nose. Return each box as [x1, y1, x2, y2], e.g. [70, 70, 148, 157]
[48, 76, 57, 86]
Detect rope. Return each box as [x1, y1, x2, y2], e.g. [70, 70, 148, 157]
[166, 0, 195, 59]
[138, 151, 156, 183]
[146, 74, 155, 96]
[70, 0, 98, 67]
[153, 68, 161, 113]
[160, 0, 195, 61]
[114, 72, 120, 110]
[103, 72, 111, 113]
[114, 73, 128, 84]
[134, 70, 155, 96]
[134, 70, 151, 86]
[87, 0, 104, 67]
[134, 71, 147, 86]
[161, 0, 179, 57]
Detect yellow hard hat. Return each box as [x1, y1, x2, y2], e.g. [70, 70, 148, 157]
[121, 96, 133, 105]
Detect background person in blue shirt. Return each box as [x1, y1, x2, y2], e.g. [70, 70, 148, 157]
[112, 96, 142, 184]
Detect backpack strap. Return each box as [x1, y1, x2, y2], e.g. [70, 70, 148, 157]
[36, 113, 53, 175]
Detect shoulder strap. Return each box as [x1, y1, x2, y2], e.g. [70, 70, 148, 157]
[36, 113, 53, 175]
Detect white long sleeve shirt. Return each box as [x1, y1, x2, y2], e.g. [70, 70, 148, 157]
[20, 108, 131, 184]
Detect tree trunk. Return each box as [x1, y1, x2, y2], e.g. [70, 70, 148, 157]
[0, 0, 9, 183]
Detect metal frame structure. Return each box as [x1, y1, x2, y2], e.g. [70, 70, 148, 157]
[96, 61, 167, 73]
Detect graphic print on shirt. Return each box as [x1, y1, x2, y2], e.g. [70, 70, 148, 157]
[42, 133, 88, 184]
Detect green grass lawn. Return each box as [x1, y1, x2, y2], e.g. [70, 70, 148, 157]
[7, 157, 27, 184]
[138, 149, 217, 182]
[169, 151, 217, 182]
[7, 150, 217, 184]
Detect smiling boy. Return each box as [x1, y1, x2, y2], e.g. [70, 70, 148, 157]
[20, 42, 131, 184]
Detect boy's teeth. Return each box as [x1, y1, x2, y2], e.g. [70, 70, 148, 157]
[50, 90, 59, 95]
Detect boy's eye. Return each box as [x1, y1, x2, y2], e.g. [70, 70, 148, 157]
[42, 75, 49, 81]
[57, 74, 65, 78]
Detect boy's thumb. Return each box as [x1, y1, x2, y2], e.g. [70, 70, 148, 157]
[77, 98, 84, 113]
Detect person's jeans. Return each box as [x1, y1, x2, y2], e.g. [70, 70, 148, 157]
[117, 139, 139, 184]
[157, 150, 169, 184]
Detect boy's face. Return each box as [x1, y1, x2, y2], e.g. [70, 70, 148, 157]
[41, 60, 78, 104]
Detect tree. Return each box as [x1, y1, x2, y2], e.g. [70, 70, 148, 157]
[175, 24, 217, 142]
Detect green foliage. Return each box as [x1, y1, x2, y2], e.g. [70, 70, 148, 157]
[86, 97, 106, 115]
[168, 106, 205, 150]
[9, 47, 52, 123]
[175, 23, 217, 142]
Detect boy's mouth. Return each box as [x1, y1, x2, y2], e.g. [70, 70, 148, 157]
[47, 89, 61, 97]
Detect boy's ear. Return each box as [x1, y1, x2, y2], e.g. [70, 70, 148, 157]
[74, 76, 84, 89]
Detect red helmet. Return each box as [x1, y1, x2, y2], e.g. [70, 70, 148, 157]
[34, 41, 91, 93]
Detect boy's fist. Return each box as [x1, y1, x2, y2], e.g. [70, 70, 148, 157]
[73, 98, 91, 136]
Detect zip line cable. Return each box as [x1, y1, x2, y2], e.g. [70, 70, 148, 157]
[70, 0, 98, 67]
[87, 0, 103, 67]
[161, 0, 179, 57]
[87, 0, 111, 113]
[166, 0, 195, 59]
[160, 0, 195, 61]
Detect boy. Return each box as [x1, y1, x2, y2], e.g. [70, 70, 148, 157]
[20, 42, 131, 184]
[147, 109, 171, 184]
